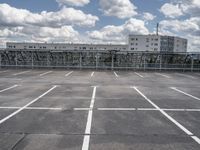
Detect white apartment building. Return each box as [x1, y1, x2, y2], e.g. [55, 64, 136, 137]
[129, 35, 187, 52]
[6, 34, 188, 53]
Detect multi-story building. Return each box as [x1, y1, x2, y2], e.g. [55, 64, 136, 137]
[129, 35, 187, 52]
[6, 34, 187, 53]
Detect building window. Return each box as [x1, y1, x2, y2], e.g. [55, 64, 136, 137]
[154, 43, 158, 46]
[131, 48, 134, 50]
[135, 43, 138, 45]
[131, 38, 135, 41]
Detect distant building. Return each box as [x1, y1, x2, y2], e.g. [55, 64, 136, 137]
[6, 34, 187, 52]
[128, 35, 187, 52]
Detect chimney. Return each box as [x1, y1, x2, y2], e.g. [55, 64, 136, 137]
[156, 23, 159, 36]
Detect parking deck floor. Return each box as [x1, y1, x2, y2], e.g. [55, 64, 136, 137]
[0, 69, 200, 150]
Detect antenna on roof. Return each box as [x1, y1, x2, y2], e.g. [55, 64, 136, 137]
[156, 23, 159, 36]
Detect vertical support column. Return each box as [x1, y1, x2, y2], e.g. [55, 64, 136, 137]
[31, 51, 34, 69]
[64, 52, 66, 68]
[143, 55, 146, 71]
[0, 52, 1, 69]
[111, 51, 115, 70]
[95, 52, 99, 70]
[191, 56, 194, 72]
[15, 51, 18, 68]
[47, 51, 50, 67]
[79, 52, 82, 69]
[160, 54, 162, 71]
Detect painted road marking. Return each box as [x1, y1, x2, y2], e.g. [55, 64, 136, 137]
[98, 108, 136, 111]
[91, 72, 94, 77]
[170, 87, 200, 101]
[0, 106, 62, 110]
[0, 70, 9, 73]
[13, 71, 31, 76]
[114, 72, 119, 77]
[74, 108, 91, 111]
[0, 106, 200, 112]
[65, 71, 73, 77]
[134, 72, 144, 78]
[176, 73, 197, 79]
[155, 73, 170, 78]
[132, 86, 200, 145]
[39, 71, 52, 76]
[0, 85, 57, 125]
[0, 85, 19, 93]
[82, 86, 97, 150]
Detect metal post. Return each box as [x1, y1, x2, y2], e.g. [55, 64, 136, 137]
[47, 52, 50, 67]
[15, 51, 18, 68]
[0, 52, 1, 69]
[143, 55, 146, 71]
[79, 52, 82, 70]
[191, 56, 194, 72]
[111, 51, 115, 70]
[31, 51, 34, 69]
[160, 54, 162, 71]
[95, 53, 98, 70]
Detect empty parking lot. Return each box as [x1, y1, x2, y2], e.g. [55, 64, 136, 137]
[0, 69, 200, 150]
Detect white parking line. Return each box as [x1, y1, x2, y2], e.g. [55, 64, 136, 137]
[0, 106, 62, 110]
[39, 71, 52, 76]
[134, 72, 144, 78]
[132, 86, 200, 145]
[98, 108, 200, 112]
[114, 71, 119, 77]
[170, 87, 200, 101]
[91, 72, 94, 77]
[82, 86, 97, 150]
[65, 71, 73, 77]
[0, 70, 9, 73]
[0, 85, 57, 125]
[13, 71, 31, 76]
[176, 73, 197, 79]
[74, 108, 91, 111]
[98, 108, 136, 111]
[155, 73, 170, 78]
[0, 85, 19, 93]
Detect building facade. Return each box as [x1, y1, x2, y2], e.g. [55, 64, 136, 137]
[6, 34, 187, 53]
[129, 35, 187, 52]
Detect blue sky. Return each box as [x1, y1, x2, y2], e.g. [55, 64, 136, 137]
[0, 0, 199, 51]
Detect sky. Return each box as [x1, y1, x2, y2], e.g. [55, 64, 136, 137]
[0, 0, 199, 51]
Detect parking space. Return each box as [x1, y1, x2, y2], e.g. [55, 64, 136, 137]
[0, 69, 199, 150]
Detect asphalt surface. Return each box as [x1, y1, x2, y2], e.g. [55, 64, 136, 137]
[0, 69, 200, 150]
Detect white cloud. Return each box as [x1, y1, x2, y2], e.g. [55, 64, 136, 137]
[0, 3, 99, 28]
[160, 18, 200, 51]
[56, 0, 90, 7]
[143, 12, 156, 21]
[99, 0, 137, 19]
[160, 3, 183, 18]
[0, 26, 80, 43]
[87, 18, 149, 43]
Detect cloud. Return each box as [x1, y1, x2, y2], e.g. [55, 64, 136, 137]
[160, 3, 183, 18]
[87, 18, 149, 43]
[99, 0, 137, 19]
[0, 26, 80, 43]
[56, 0, 90, 7]
[160, 18, 200, 51]
[143, 12, 156, 21]
[0, 3, 99, 28]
